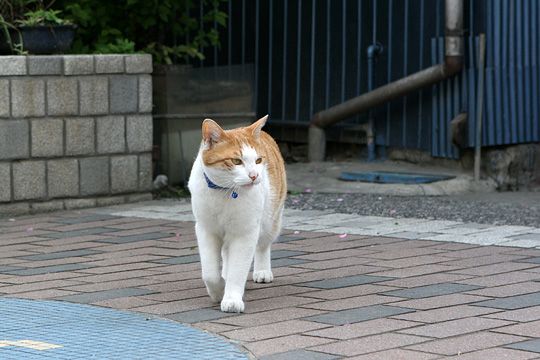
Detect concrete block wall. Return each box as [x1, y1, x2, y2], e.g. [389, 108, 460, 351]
[0, 55, 153, 215]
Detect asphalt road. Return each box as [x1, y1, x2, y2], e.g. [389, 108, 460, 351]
[285, 191, 540, 227]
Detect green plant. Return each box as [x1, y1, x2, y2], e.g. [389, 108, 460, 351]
[56, 0, 227, 64]
[16, 8, 71, 26]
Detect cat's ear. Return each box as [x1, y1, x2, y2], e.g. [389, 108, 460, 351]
[248, 115, 268, 139]
[202, 119, 226, 148]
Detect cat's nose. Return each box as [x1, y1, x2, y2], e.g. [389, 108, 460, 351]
[249, 172, 258, 181]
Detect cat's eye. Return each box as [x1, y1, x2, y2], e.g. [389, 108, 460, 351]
[255, 157, 263, 164]
[232, 158, 243, 165]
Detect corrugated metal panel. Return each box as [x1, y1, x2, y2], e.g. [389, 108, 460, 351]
[198, 0, 539, 159]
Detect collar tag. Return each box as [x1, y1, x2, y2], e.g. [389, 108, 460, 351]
[204, 173, 238, 199]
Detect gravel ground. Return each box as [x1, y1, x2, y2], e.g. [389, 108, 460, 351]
[285, 192, 540, 227]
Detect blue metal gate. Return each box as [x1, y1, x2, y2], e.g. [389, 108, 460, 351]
[197, 0, 540, 158]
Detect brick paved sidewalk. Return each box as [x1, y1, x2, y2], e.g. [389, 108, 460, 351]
[1, 208, 540, 359]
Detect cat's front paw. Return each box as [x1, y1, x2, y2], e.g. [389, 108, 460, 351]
[221, 296, 244, 313]
[253, 270, 273, 283]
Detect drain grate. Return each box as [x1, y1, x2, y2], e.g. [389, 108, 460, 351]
[339, 171, 455, 184]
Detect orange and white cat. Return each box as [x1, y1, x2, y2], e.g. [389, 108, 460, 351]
[188, 115, 287, 313]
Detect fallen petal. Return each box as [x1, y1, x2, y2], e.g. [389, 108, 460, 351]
[293, 230, 300, 235]
[338, 233, 348, 239]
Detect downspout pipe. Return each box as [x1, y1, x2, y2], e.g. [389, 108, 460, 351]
[367, 43, 383, 161]
[308, 0, 464, 161]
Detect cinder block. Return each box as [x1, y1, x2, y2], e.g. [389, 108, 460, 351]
[125, 54, 152, 74]
[0, 56, 26, 75]
[96, 196, 125, 206]
[65, 118, 95, 155]
[47, 78, 78, 115]
[0, 163, 11, 202]
[11, 79, 45, 117]
[31, 200, 64, 213]
[138, 75, 152, 113]
[65, 198, 97, 210]
[126, 115, 152, 152]
[111, 155, 138, 193]
[79, 76, 109, 115]
[0, 80, 9, 117]
[31, 119, 64, 157]
[47, 159, 79, 198]
[13, 160, 46, 200]
[97, 116, 125, 153]
[28, 56, 63, 75]
[109, 75, 138, 113]
[138, 153, 153, 191]
[64, 55, 94, 75]
[0, 120, 29, 159]
[0, 202, 30, 216]
[80, 157, 109, 195]
[95, 55, 124, 73]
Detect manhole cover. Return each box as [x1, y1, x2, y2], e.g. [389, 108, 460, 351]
[339, 171, 455, 184]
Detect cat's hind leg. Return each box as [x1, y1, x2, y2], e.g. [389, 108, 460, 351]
[196, 223, 225, 303]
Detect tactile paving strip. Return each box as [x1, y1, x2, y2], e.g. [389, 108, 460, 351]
[0, 298, 248, 360]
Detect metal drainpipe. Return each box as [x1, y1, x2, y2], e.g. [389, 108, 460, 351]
[308, 0, 464, 162]
[367, 43, 383, 161]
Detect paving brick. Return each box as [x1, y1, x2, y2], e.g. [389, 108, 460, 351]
[31, 118, 64, 157]
[96, 232, 171, 244]
[307, 318, 418, 340]
[80, 157, 109, 195]
[96, 116, 125, 153]
[299, 275, 393, 289]
[3, 263, 96, 276]
[92, 296, 158, 309]
[457, 271, 540, 287]
[390, 293, 489, 310]
[79, 76, 109, 115]
[55, 287, 155, 304]
[155, 254, 200, 265]
[309, 333, 428, 357]
[217, 307, 324, 327]
[305, 305, 414, 325]
[466, 281, 540, 297]
[348, 349, 439, 360]
[452, 262, 539, 276]
[443, 348, 538, 360]
[244, 296, 320, 314]
[506, 339, 540, 354]
[126, 115, 152, 152]
[28, 56, 63, 75]
[260, 350, 339, 360]
[223, 320, 328, 342]
[383, 283, 482, 299]
[303, 284, 399, 300]
[380, 273, 474, 288]
[302, 294, 402, 311]
[111, 155, 138, 193]
[485, 305, 540, 322]
[110, 75, 138, 113]
[0, 56, 26, 75]
[0, 79, 9, 117]
[64, 55, 94, 75]
[521, 257, 540, 264]
[125, 54, 152, 73]
[95, 55, 124, 73]
[406, 332, 526, 356]
[0, 163, 11, 202]
[65, 117, 95, 155]
[400, 317, 512, 338]
[245, 335, 333, 358]
[47, 78, 78, 115]
[494, 320, 540, 337]
[13, 160, 46, 200]
[47, 159, 79, 198]
[20, 249, 102, 261]
[12, 79, 45, 117]
[166, 308, 234, 323]
[370, 264, 459, 278]
[138, 74, 152, 112]
[393, 304, 501, 323]
[473, 292, 540, 310]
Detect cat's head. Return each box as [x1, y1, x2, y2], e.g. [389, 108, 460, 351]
[200, 116, 269, 188]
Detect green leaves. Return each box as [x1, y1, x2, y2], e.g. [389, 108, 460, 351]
[56, 0, 228, 64]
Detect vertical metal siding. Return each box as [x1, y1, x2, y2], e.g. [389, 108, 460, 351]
[198, 0, 540, 158]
